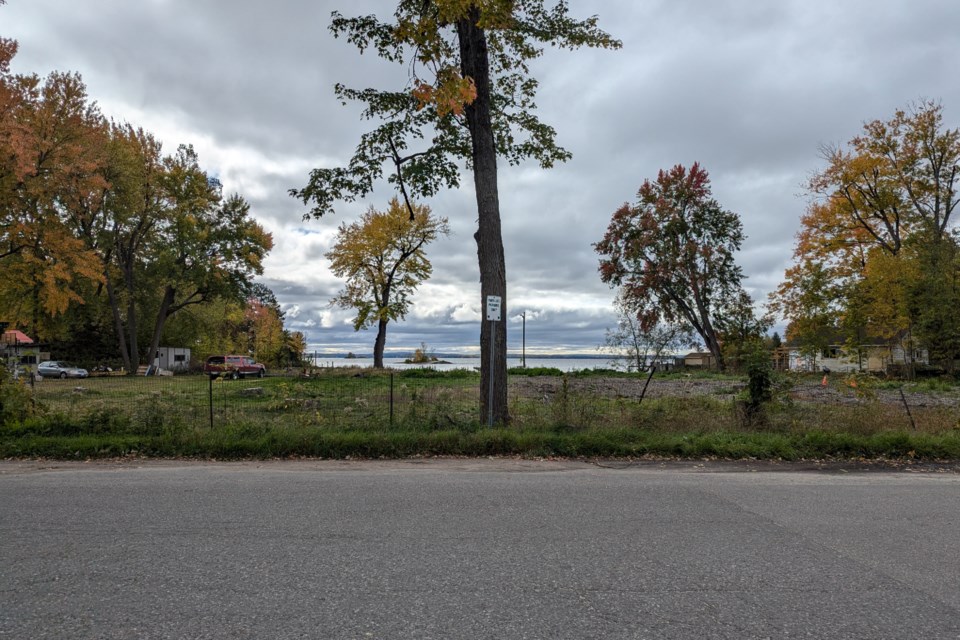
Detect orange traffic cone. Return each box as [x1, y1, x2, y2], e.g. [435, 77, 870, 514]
[821, 374, 828, 386]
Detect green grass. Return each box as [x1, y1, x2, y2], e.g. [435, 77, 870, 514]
[5, 426, 959, 461]
[2, 369, 959, 461]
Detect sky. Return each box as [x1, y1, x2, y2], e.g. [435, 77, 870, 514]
[4, 1, 960, 356]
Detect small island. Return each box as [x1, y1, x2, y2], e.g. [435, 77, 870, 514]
[403, 342, 450, 365]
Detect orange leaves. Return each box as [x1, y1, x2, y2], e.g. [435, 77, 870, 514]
[412, 73, 477, 117]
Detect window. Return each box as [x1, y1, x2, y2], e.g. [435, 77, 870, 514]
[174, 354, 186, 362]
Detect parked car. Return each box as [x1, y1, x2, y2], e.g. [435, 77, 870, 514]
[203, 355, 266, 380]
[38, 361, 89, 379]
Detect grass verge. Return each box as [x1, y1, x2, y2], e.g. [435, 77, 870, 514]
[3, 427, 960, 461]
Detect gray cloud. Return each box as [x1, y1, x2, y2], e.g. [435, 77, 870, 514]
[5, 0, 960, 353]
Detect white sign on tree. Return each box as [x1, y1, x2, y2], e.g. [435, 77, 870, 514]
[486, 295, 502, 322]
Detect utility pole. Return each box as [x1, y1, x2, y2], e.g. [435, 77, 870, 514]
[520, 312, 526, 368]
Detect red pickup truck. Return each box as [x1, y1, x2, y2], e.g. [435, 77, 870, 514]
[203, 355, 266, 380]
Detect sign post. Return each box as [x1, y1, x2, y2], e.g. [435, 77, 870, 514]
[485, 295, 502, 427]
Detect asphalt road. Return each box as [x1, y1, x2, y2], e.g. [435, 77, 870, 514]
[1, 459, 958, 639]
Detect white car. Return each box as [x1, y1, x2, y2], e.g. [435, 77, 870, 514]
[37, 361, 89, 379]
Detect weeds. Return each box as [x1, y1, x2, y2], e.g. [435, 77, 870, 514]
[3, 369, 960, 460]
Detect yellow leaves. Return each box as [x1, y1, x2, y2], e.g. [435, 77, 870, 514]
[325, 197, 450, 329]
[412, 72, 477, 117]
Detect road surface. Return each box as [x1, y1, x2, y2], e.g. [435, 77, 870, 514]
[1, 458, 958, 639]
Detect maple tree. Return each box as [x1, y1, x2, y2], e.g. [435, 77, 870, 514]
[326, 198, 449, 368]
[595, 163, 751, 371]
[292, 1, 619, 422]
[810, 100, 958, 254]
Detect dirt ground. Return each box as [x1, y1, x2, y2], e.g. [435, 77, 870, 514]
[509, 375, 960, 408]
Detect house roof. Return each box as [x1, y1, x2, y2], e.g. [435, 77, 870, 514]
[1, 330, 34, 344]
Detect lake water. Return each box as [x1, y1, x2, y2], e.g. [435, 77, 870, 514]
[308, 356, 619, 373]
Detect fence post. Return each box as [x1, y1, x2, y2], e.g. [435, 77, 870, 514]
[208, 375, 214, 429]
[390, 372, 394, 427]
[638, 365, 657, 406]
[899, 387, 917, 431]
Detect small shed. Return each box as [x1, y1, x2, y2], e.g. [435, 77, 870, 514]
[155, 347, 191, 372]
[683, 351, 717, 368]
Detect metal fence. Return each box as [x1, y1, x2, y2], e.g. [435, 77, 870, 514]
[9, 370, 955, 434]
[22, 371, 485, 430]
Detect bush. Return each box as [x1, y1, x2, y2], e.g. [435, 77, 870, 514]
[736, 343, 773, 426]
[508, 366, 563, 376]
[0, 371, 42, 426]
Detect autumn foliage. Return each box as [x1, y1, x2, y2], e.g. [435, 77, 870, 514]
[596, 163, 752, 371]
[0, 24, 277, 370]
[771, 101, 960, 370]
[326, 198, 450, 368]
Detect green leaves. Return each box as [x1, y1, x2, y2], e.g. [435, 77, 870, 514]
[294, 2, 619, 218]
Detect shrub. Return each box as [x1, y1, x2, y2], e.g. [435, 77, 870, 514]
[0, 370, 43, 427]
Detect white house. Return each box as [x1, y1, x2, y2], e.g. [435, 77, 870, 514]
[787, 344, 928, 373]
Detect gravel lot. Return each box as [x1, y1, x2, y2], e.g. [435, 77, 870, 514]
[510, 375, 960, 408]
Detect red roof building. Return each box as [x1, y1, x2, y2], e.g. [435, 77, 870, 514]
[1, 330, 34, 344]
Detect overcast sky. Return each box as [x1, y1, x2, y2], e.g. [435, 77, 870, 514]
[5, 1, 960, 355]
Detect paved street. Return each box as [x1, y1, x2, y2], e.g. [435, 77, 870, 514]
[1, 459, 958, 639]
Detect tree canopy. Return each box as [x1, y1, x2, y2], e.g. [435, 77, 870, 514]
[595, 163, 752, 371]
[0, 27, 280, 371]
[326, 198, 450, 368]
[772, 101, 960, 371]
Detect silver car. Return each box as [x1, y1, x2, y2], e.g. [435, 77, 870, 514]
[37, 361, 89, 379]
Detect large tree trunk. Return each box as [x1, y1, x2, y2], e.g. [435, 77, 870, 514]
[696, 306, 725, 371]
[372, 281, 392, 369]
[122, 261, 140, 371]
[458, 9, 508, 425]
[373, 318, 388, 369]
[145, 286, 176, 374]
[104, 276, 132, 373]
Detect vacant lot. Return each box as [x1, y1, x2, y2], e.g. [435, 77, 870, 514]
[2, 369, 959, 460]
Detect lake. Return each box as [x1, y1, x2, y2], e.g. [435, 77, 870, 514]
[308, 356, 620, 373]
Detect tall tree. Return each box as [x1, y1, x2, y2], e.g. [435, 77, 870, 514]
[0, 62, 105, 336]
[774, 101, 960, 364]
[141, 147, 272, 370]
[810, 100, 959, 253]
[326, 198, 449, 368]
[97, 125, 168, 372]
[595, 163, 748, 371]
[292, 2, 619, 423]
